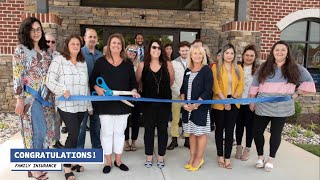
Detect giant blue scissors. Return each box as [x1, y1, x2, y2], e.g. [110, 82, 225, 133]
[92, 77, 135, 107]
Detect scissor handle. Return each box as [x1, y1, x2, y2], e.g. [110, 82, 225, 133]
[96, 77, 111, 91]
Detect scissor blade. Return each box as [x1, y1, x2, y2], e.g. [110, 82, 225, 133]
[121, 100, 134, 107]
[112, 91, 134, 96]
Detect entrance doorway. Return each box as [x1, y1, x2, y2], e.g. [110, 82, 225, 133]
[80, 26, 200, 58]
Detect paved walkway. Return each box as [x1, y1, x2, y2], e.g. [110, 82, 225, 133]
[0, 128, 319, 180]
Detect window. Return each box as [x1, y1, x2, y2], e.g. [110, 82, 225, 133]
[281, 19, 320, 69]
[281, 19, 320, 91]
[81, 0, 202, 11]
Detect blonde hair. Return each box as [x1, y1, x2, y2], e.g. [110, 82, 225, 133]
[187, 45, 207, 69]
[125, 44, 139, 69]
[203, 44, 213, 64]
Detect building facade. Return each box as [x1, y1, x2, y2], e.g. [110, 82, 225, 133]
[0, 0, 319, 112]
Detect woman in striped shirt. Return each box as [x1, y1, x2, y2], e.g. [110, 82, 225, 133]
[180, 45, 213, 172]
[249, 40, 316, 172]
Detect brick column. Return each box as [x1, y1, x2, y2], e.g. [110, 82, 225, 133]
[220, 21, 262, 62]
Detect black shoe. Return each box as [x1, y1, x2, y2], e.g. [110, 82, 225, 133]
[103, 165, 111, 174]
[61, 127, 68, 134]
[53, 141, 64, 148]
[86, 125, 90, 131]
[184, 137, 190, 149]
[167, 137, 178, 150]
[114, 161, 129, 171]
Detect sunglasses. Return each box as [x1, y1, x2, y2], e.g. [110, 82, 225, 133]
[151, 46, 161, 50]
[46, 40, 56, 44]
[128, 49, 137, 53]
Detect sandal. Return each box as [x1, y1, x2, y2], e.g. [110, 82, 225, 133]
[235, 146, 243, 159]
[264, 157, 274, 172]
[29, 171, 49, 180]
[224, 163, 233, 169]
[157, 160, 165, 169]
[224, 159, 232, 169]
[64, 172, 75, 180]
[124, 141, 131, 151]
[241, 147, 250, 161]
[264, 162, 274, 172]
[217, 157, 225, 168]
[130, 144, 137, 151]
[144, 160, 153, 168]
[255, 158, 265, 168]
[71, 164, 84, 172]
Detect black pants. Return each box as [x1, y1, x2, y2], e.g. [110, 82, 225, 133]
[58, 109, 85, 167]
[236, 105, 254, 147]
[214, 105, 239, 159]
[253, 115, 286, 158]
[143, 103, 170, 156]
[125, 102, 140, 140]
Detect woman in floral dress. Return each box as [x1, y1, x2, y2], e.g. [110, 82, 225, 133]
[12, 17, 55, 180]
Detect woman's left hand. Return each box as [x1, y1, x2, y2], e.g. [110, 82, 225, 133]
[131, 89, 141, 98]
[88, 110, 93, 115]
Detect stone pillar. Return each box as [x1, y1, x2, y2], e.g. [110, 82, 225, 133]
[220, 21, 261, 62]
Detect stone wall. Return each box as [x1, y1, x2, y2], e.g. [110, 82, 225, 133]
[0, 56, 15, 111]
[41, 0, 236, 54]
[296, 94, 320, 114]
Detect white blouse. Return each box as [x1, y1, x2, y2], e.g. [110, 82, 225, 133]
[241, 65, 254, 102]
[46, 55, 92, 113]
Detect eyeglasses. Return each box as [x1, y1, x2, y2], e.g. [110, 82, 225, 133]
[46, 40, 56, 44]
[151, 46, 161, 50]
[128, 49, 137, 53]
[30, 27, 42, 34]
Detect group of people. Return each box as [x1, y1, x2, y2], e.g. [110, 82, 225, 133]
[13, 17, 316, 180]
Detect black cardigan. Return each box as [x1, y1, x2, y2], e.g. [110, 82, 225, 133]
[90, 57, 137, 115]
[180, 65, 213, 126]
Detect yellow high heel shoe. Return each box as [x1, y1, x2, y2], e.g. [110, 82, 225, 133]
[184, 163, 192, 169]
[188, 159, 204, 172]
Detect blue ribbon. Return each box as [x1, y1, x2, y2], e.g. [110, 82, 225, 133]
[24, 86, 53, 107]
[57, 95, 291, 104]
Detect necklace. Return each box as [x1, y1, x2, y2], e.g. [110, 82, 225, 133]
[151, 68, 162, 94]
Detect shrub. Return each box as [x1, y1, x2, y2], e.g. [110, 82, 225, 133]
[308, 121, 318, 132]
[288, 101, 302, 123]
[304, 130, 315, 138]
[289, 128, 298, 138]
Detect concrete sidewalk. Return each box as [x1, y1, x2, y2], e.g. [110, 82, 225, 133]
[0, 128, 319, 180]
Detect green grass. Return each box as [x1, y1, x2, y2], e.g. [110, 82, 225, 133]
[295, 144, 320, 157]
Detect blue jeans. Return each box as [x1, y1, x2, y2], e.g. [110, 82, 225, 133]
[31, 99, 47, 149]
[77, 112, 101, 148]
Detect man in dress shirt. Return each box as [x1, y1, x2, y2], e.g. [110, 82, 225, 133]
[77, 28, 103, 149]
[168, 41, 191, 150]
[135, 33, 145, 62]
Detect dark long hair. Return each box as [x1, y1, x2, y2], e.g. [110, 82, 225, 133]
[241, 44, 259, 75]
[164, 43, 173, 61]
[18, 17, 48, 50]
[61, 35, 84, 63]
[258, 40, 300, 84]
[143, 39, 168, 72]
